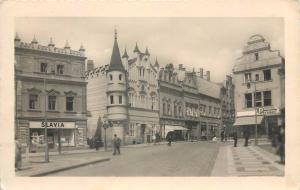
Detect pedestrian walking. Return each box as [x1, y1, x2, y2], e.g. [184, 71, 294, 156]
[233, 130, 238, 147]
[244, 127, 250, 147]
[167, 133, 172, 146]
[15, 139, 22, 170]
[94, 137, 101, 151]
[277, 123, 285, 164]
[113, 134, 121, 155]
[221, 130, 225, 142]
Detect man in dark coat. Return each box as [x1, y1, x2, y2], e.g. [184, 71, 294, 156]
[233, 130, 238, 147]
[113, 134, 121, 155]
[244, 127, 250, 147]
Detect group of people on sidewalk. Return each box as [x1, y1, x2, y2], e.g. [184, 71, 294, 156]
[231, 123, 285, 165]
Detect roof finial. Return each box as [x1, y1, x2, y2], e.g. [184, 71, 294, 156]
[31, 34, 38, 44]
[134, 42, 140, 53]
[114, 26, 117, 40]
[15, 32, 21, 41]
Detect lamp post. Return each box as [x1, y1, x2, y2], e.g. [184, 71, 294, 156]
[102, 114, 109, 152]
[247, 81, 258, 146]
[43, 78, 49, 162]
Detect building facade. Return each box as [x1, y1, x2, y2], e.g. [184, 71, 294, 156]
[233, 34, 285, 138]
[85, 32, 160, 145]
[220, 75, 235, 137]
[15, 34, 88, 152]
[158, 64, 223, 141]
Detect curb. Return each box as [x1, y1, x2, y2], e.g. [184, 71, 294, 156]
[20, 157, 110, 177]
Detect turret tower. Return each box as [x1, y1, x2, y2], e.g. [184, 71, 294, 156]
[106, 29, 128, 143]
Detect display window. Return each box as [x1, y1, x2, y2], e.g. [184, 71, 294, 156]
[30, 128, 75, 148]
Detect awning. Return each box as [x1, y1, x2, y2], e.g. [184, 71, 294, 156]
[233, 116, 264, 126]
[164, 125, 188, 137]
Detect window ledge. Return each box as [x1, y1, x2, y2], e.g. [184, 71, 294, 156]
[65, 111, 77, 114]
[47, 110, 60, 113]
[27, 109, 42, 112]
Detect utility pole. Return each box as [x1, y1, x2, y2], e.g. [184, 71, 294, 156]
[44, 78, 49, 162]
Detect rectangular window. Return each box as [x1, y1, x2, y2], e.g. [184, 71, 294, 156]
[40, 63, 48, 73]
[167, 104, 171, 115]
[208, 106, 212, 115]
[263, 69, 271, 81]
[244, 73, 252, 83]
[178, 106, 182, 117]
[29, 94, 38, 109]
[163, 103, 166, 115]
[255, 74, 259, 81]
[255, 92, 262, 107]
[110, 96, 114, 104]
[174, 105, 177, 117]
[57, 65, 64, 75]
[263, 91, 272, 106]
[66, 97, 74, 111]
[129, 124, 135, 136]
[245, 93, 252, 108]
[119, 96, 122, 104]
[254, 52, 259, 61]
[48, 96, 56, 110]
[203, 105, 206, 114]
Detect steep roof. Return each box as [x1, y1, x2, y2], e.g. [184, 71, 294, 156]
[196, 76, 221, 99]
[108, 33, 125, 72]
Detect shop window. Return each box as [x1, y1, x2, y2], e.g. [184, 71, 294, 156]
[255, 92, 262, 107]
[40, 63, 48, 73]
[263, 69, 271, 81]
[29, 94, 38, 109]
[119, 74, 122, 81]
[48, 96, 56, 110]
[110, 96, 114, 104]
[263, 91, 272, 106]
[245, 93, 252, 108]
[57, 65, 64, 75]
[119, 96, 122, 104]
[66, 96, 74, 111]
[244, 73, 251, 83]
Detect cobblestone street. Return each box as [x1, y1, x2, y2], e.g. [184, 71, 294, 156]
[46, 141, 220, 176]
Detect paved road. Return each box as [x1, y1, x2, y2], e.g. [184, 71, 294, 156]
[47, 141, 220, 176]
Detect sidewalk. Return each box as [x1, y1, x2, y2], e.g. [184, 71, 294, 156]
[16, 141, 169, 176]
[211, 141, 284, 176]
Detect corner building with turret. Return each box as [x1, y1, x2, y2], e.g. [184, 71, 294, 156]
[86, 31, 160, 145]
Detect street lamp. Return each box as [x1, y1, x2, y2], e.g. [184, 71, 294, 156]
[43, 78, 49, 162]
[247, 81, 258, 146]
[102, 114, 110, 152]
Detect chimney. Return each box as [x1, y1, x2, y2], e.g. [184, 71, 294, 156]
[206, 70, 210, 81]
[87, 60, 94, 71]
[199, 68, 203, 78]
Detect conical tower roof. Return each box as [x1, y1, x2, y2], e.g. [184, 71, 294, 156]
[133, 42, 140, 53]
[145, 47, 150, 56]
[122, 48, 129, 58]
[31, 35, 38, 44]
[154, 57, 159, 67]
[108, 30, 125, 72]
[48, 37, 55, 46]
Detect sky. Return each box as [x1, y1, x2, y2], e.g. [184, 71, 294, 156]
[15, 18, 284, 83]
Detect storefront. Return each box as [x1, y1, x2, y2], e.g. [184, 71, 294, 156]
[29, 121, 77, 151]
